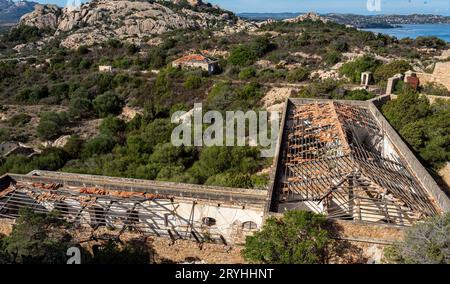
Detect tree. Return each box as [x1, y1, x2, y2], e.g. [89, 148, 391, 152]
[63, 136, 85, 159]
[384, 213, 449, 264]
[33, 148, 69, 171]
[339, 55, 381, 83]
[242, 211, 332, 264]
[68, 97, 93, 120]
[228, 45, 258, 67]
[382, 89, 430, 130]
[146, 48, 167, 69]
[373, 60, 411, 82]
[385, 95, 450, 170]
[0, 210, 154, 264]
[36, 112, 69, 140]
[89, 240, 152, 264]
[2, 209, 75, 264]
[93, 92, 123, 118]
[82, 135, 116, 158]
[99, 116, 126, 143]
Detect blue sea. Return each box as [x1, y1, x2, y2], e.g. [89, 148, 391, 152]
[363, 24, 450, 42]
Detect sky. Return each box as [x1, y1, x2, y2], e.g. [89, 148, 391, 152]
[33, 0, 450, 16]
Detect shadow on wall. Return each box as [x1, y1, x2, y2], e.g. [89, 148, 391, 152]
[326, 221, 368, 264]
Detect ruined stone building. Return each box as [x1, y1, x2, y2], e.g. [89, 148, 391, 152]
[172, 54, 219, 75]
[268, 98, 449, 226]
[0, 171, 265, 245]
[406, 62, 450, 92]
[1, 98, 449, 249]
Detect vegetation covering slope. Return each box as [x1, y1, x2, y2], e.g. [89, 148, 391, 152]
[0, 9, 449, 188]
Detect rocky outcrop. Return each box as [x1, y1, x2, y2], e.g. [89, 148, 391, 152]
[283, 12, 329, 24]
[19, 0, 249, 49]
[20, 4, 61, 30]
[172, 0, 203, 6]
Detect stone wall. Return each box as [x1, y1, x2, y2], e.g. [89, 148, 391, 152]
[368, 103, 450, 212]
[414, 62, 450, 91]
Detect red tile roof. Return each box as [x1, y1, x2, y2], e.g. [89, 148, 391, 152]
[173, 54, 216, 64]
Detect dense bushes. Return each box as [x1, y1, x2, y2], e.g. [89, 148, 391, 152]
[183, 75, 203, 89]
[3, 25, 44, 43]
[242, 211, 332, 264]
[0, 148, 70, 175]
[324, 51, 342, 65]
[339, 55, 382, 83]
[382, 90, 450, 169]
[384, 213, 449, 264]
[0, 210, 154, 264]
[69, 97, 93, 120]
[228, 36, 273, 67]
[36, 112, 69, 140]
[92, 92, 123, 118]
[421, 82, 449, 97]
[8, 114, 31, 127]
[286, 68, 310, 83]
[373, 60, 411, 82]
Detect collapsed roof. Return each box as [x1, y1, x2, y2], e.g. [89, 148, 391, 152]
[271, 99, 443, 226]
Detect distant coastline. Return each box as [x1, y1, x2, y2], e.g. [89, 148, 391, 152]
[363, 24, 450, 42]
[238, 12, 450, 28]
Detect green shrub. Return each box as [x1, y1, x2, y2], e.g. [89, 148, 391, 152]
[36, 112, 69, 140]
[339, 55, 381, 83]
[421, 82, 449, 97]
[237, 82, 263, 101]
[228, 45, 258, 67]
[183, 75, 202, 90]
[8, 114, 31, 127]
[324, 51, 342, 65]
[242, 211, 331, 264]
[99, 117, 126, 143]
[373, 60, 411, 82]
[286, 68, 310, 83]
[384, 213, 449, 264]
[63, 136, 84, 159]
[238, 67, 257, 80]
[68, 97, 93, 120]
[333, 89, 375, 101]
[93, 92, 123, 118]
[34, 148, 69, 171]
[0, 128, 10, 143]
[82, 135, 116, 158]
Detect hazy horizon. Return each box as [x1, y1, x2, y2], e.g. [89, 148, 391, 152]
[29, 0, 450, 16]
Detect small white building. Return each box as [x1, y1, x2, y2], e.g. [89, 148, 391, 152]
[99, 65, 113, 73]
